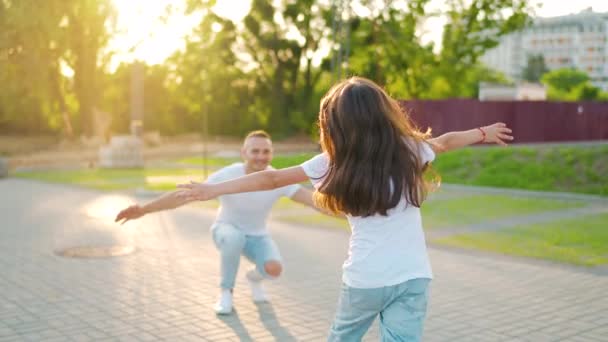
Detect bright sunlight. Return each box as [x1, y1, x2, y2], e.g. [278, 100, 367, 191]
[109, 0, 251, 70]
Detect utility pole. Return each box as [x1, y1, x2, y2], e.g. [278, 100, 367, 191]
[331, 0, 351, 82]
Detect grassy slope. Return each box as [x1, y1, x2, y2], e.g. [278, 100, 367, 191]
[432, 144, 608, 196]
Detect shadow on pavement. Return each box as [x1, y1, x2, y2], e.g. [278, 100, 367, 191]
[256, 302, 297, 341]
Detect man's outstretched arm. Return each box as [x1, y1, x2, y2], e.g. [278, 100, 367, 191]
[290, 187, 316, 208]
[115, 190, 196, 224]
[290, 187, 343, 217]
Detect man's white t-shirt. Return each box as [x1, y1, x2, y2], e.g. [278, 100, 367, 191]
[206, 163, 300, 236]
[300, 142, 435, 289]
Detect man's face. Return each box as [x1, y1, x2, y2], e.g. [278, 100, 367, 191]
[241, 137, 273, 172]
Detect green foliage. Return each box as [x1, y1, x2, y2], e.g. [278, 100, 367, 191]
[347, 0, 530, 99]
[347, 0, 437, 99]
[66, 0, 116, 137]
[433, 144, 608, 196]
[426, 64, 511, 99]
[0, 0, 116, 137]
[1, 1, 69, 134]
[522, 54, 549, 82]
[542, 68, 589, 92]
[541, 68, 608, 101]
[169, 11, 256, 136]
[1, 0, 538, 136]
[238, 0, 330, 136]
[571, 82, 606, 101]
[436, 0, 531, 97]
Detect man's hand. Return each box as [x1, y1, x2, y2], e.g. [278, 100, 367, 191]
[481, 122, 513, 146]
[115, 205, 146, 225]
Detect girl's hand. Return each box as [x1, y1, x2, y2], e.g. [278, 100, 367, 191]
[481, 123, 513, 146]
[176, 181, 216, 201]
[115, 205, 145, 225]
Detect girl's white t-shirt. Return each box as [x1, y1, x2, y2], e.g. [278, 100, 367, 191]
[300, 142, 435, 289]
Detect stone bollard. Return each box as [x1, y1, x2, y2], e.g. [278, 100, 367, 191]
[0, 157, 8, 178]
[98, 135, 144, 168]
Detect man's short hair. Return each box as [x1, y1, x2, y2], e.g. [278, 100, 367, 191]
[245, 130, 271, 140]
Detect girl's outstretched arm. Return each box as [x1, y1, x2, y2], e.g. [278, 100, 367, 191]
[177, 166, 309, 202]
[429, 122, 513, 153]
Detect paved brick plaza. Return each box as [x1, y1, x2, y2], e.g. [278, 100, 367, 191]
[1, 179, 607, 341]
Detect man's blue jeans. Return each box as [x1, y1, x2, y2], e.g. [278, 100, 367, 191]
[212, 223, 282, 289]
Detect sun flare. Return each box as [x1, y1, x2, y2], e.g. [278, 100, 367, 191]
[108, 0, 251, 70]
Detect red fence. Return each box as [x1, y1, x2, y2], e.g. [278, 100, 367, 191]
[400, 99, 608, 143]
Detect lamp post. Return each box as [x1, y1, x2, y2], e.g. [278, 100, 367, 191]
[202, 96, 209, 179]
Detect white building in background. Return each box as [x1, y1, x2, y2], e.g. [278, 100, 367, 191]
[481, 8, 608, 91]
[478, 82, 547, 101]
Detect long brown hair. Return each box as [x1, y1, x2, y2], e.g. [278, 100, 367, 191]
[314, 77, 434, 217]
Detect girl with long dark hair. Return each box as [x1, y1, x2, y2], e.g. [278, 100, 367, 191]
[177, 77, 513, 341]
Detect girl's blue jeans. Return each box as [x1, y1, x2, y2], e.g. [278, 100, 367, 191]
[328, 278, 431, 342]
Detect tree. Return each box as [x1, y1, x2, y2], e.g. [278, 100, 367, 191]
[168, 8, 255, 136]
[522, 54, 548, 82]
[347, 0, 437, 99]
[541, 68, 589, 93]
[425, 64, 510, 99]
[239, 0, 331, 135]
[541, 68, 607, 101]
[63, 0, 116, 137]
[0, 0, 72, 134]
[0, 0, 116, 137]
[346, 0, 532, 99]
[572, 83, 601, 101]
[438, 0, 531, 97]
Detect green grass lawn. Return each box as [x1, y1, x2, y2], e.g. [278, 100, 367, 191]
[176, 153, 317, 170]
[176, 156, 238, 167]
[421, 194, 584, 229]
[433, 144, 608, 196]
[178, 144, 608, 196]
[13, 147, 606, 266]
[434, 213, 608, 266]
[13, 166, 587, 230]
[17, 152, 318, 192]
[13, 144, 608, 196]
[274, 212, 349, 230]
[14, 168, 209, 191]
[272, 194, 585, 232]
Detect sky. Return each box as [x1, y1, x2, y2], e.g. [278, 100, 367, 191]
[107, 0, 608, 70]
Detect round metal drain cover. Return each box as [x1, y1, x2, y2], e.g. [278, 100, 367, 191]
[55, 245, 136, 258]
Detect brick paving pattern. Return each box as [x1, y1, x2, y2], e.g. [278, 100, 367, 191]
[1, 179, 607, 341]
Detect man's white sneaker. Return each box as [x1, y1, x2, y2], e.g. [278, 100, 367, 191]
[246, 269, 269, 303]
[214, 289, 233, 315]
